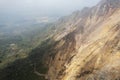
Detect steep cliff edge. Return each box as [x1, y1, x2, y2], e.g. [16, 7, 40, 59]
[45, 0, 120, 80]
[0, 0, 120, 80]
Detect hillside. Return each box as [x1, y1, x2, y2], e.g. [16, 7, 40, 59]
[0, 22, 57, 68]
[0, 0, 120, 80]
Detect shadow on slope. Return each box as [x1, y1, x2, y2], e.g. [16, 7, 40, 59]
[0, 38, 57, 80]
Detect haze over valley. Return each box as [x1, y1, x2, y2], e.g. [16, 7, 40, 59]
[0, 0, 120, 80]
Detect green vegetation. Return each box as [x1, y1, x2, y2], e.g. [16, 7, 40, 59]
[0, 38, 57, 80]
[0, 21, 59, 80]
[0, 22, 56, 69]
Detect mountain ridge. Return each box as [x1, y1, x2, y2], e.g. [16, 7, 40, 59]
[45, 0, 120, 79]
[0, 0, 120, 80]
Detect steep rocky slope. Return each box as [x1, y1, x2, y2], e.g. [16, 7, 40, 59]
[0, 0, 120, 80]
[44, 0, 120, 80]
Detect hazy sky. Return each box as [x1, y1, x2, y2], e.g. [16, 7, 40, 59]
[0, 0, 100, 21]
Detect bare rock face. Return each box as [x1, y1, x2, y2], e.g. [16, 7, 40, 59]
[0, 0, 119, 80]
[44, 0, 120, 80]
